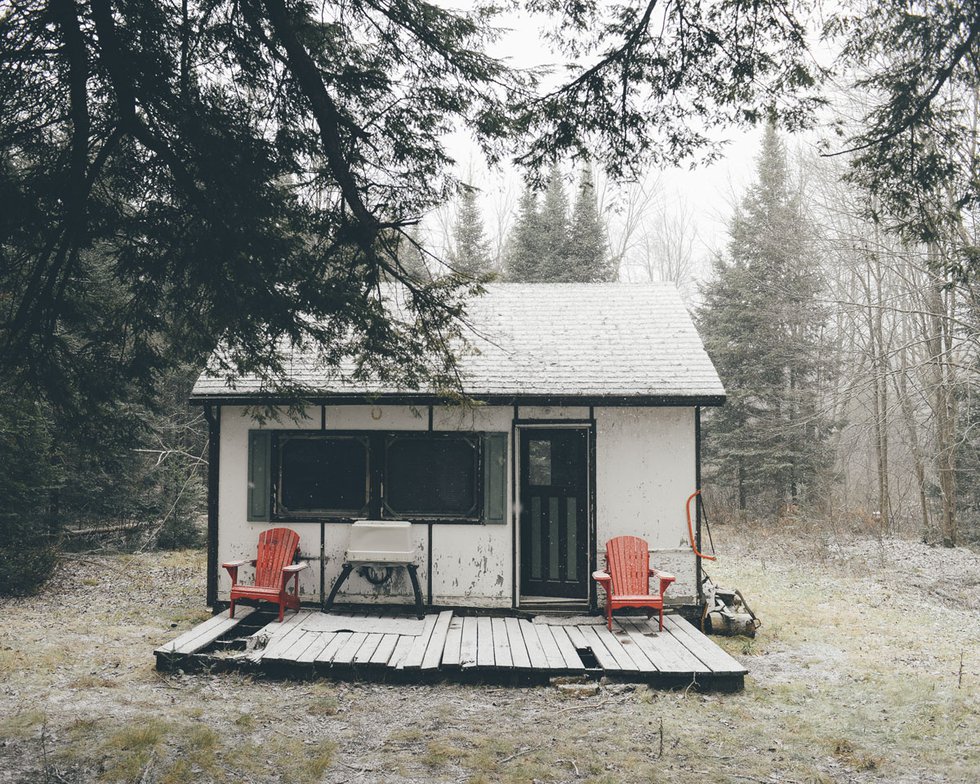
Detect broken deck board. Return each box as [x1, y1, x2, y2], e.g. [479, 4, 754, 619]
[156, 610, 746, 689]
[154, 606, 255, 657]
[422, 611, 454, 670]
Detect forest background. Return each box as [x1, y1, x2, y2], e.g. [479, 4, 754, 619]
[2, 0, 978, 595]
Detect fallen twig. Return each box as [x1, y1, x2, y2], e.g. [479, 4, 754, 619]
[553, 697, 615, 714]
[687, 770, 801, 784]
[500, 744, 545, 764]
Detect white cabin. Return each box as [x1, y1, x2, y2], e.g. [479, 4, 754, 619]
[191, 283, 725, 612]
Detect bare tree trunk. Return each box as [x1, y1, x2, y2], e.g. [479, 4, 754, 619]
[926, 254, 958, 546]
[894, 344, 932, 535]
[862, 251, 891, 533]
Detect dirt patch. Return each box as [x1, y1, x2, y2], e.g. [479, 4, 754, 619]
[1, 532, 978, 783]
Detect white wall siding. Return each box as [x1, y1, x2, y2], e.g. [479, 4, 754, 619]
[216, 404, 512, 608]
[215, 403, 701, 607]
[594, 407, 699, 599]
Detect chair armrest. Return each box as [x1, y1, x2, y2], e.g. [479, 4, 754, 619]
[282, 562, 309, 574]
[651, 569, 676, 597]
[592, 570, 612, 593]
[222, 559, 255, 586]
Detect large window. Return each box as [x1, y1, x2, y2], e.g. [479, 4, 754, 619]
[267, 431, 496, 522]
[277, 435, 369, 516]
[384, 435, 479, 518]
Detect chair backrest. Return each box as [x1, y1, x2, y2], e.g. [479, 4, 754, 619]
[606, 536, 650, 596]
[254, 527, 300, 587]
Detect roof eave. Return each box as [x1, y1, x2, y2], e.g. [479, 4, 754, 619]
[188, 391, 727, 408]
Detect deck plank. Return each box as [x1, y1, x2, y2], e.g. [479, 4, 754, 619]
[534, 625, 568, 669]
[315, 631, 353, 664]
[332, 631, 369, 665]
[261, 611, 314, 660]
[369, 633, 399, 666]
[661, 616, 747, 674]
[422, 611, 454, 670]
[441, 617, 464, 667]
[625, 618, 708, 673]
[593, 625, 644, 671]
[155, 606, 256, 656]
[518, 619, 550, 670]
[609, 626, 659, 671]
[476, 617, 495, 667]
[577, 624, 625, 671]
[563, 624, 590, 651]
[402, 614, 439, 669]
[504, 617, 531, 669]
[621, 618, 699, 672]
[548, 626, 586, 670]
[280, 630, 320, 662]
[390, 634, 416, 669]
[459, 617, 479, 668]
[617, 619, 683, 672]
[352, 633, 383, 665]
[490, 617, 513, 669]
[296, 631, 336, 664]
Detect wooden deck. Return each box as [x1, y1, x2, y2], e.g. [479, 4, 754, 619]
[155, 609, 746, 690]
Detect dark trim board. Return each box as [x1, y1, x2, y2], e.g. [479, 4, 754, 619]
[204, 404, 221, 607]
[155, 609, 746, 691]
[190, 393, 727, 408]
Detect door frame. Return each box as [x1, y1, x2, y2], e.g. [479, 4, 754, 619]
[513, 417, 597, 609]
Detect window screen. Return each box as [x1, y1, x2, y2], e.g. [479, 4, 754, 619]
[278, 436, 368, 514]
[384, 435, 478, 517]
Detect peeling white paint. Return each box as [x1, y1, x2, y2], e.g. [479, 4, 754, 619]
[216, 403, 700, 608]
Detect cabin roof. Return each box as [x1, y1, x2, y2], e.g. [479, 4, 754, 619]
[190, 282, 725, 405]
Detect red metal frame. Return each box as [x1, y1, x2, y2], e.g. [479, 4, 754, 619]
[686, 490, 716, 562]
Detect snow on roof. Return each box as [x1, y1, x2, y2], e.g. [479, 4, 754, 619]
[191, 282, 725, 404]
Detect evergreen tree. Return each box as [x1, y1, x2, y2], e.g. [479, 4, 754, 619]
[567, 162, 614, 282]
[505, 184, 546, 281]
[449, 185, 492, 278]
[698, 125, 832, 516]
[539, 163, 571, 278]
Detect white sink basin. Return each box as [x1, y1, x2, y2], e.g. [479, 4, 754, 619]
[345, 520, 415, 563]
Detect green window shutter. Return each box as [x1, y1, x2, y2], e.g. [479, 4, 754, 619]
[482, 433, 508, 524]
[247, 430, 272, 521]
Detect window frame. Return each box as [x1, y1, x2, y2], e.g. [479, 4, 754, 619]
[381, 432, 482, 521]
[274, 432, 371, 520]
[269, 430, 490, 524]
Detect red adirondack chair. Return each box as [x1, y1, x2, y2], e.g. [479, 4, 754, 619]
[223, 527, 309, 621]
[592, 536, 676, 631]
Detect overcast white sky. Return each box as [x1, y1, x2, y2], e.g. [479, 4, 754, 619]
[428, 5, 779, 278]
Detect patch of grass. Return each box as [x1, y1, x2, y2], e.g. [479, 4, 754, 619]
[3, 709, 46, 739]
[245, 736, 337, 784]
[831, 737, 883, 771]
[159, 757, 194, 784]
[100, 718, 171, 782]
[233, 713, 255, 730]
[69, 674, 118, 689]
[422, 738, 467, 768]
[307, 694, 339, 716]
[300, 739, 337, 781]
